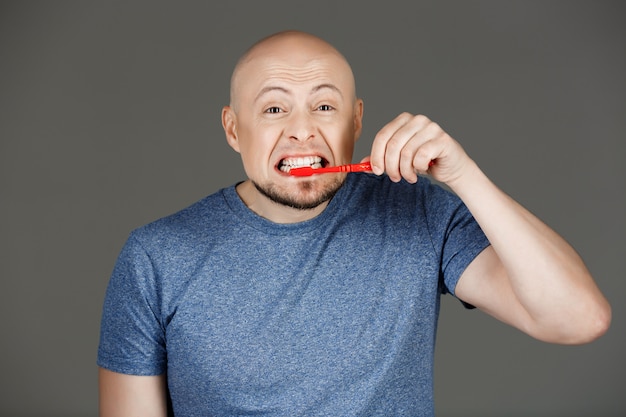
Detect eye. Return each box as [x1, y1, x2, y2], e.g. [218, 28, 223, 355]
[265, 106, 282, 114]
[317, 104, 334, 111]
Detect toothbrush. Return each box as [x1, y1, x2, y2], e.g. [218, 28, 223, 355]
[289, 162, 372, 176]
[289, 160, 434, 176]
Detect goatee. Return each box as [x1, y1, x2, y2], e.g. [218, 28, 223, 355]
[252, 178, 345, 210]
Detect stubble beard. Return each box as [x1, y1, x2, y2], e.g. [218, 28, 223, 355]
[252, 177, 346, 210]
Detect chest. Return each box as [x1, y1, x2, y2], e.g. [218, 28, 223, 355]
[164, 232, 440, 410]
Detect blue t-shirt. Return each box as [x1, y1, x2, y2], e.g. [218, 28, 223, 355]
[98, 173, 490, 416]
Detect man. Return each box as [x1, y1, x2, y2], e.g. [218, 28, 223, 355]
[98, 30, 610, 416]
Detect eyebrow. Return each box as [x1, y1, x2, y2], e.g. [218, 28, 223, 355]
[311, 83, 343, 98]
[254, 83, 343, 103]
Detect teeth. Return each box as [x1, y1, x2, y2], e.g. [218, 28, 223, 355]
[280, 156, 323, 172]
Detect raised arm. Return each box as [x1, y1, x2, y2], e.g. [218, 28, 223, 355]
[447, 160, 610, 344]
[99, 367, 168, 417]
[369, 113, 611, 344]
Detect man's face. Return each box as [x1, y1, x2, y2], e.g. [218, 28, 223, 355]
[223, 35, 363, 215]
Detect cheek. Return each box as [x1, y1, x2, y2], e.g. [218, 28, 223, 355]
[237, 126, 272, 156]
[330, 124, 357, 159]
[237, 129, 277, 173]
[240, 147, 267, 174]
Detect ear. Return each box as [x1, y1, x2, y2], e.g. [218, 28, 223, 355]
[222, 106, 240, 153]
[353, 99, 364, 142]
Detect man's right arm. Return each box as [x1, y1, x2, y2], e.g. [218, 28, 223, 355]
[98, 367, 168, 417]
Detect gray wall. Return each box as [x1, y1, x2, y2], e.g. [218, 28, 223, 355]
[1, 1, 624, 416]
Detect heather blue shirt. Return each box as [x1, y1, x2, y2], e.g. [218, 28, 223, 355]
[98, 173, 490, 416]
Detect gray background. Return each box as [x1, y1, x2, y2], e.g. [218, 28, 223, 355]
[1, 1, 624, 416]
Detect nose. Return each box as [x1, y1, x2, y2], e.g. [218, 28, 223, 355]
[285, 110, 315, 142]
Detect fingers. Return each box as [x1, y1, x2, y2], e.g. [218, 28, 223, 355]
[370, 113, 415, 175]
[370, 113, 444, 183]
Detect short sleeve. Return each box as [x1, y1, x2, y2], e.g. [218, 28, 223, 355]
[97, 234, 167, 375]
[441, 204, 490, 297]
[424, 183, 491, 304]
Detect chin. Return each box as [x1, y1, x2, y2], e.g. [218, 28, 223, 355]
[253, 176, 345, 210]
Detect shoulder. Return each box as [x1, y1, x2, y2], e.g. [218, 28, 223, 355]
[345, 172, 459, 210]
[129, 186, 235, 252]
[344, 173, 476, 241]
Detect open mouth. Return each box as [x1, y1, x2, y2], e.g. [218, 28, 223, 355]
[278, 156, 326, 173]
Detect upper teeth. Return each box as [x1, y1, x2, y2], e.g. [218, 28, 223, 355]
[280, 156, 323, 172]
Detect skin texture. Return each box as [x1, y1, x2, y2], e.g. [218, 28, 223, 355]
[98, 30, 611, 416]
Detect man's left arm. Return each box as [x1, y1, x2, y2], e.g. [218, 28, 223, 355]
[369, 113, 611, 344]
[449, 161, 610, 344]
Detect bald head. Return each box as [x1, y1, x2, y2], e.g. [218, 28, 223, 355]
[229, 31, 357, 111]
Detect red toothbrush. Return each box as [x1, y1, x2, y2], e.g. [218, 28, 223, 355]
[289, 160, 434, 176]
[289, 162, 372, 176]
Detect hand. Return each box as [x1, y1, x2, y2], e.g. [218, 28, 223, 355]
[367, 113, 472, 185]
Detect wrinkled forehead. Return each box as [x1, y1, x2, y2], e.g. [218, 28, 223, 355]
[230, 36, 356, 106]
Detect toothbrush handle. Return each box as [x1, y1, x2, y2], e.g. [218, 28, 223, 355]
[344, 162, 372, 172]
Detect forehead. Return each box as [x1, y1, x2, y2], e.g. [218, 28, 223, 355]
[255, 59, 349, 91]
[233, 39, 355, 101]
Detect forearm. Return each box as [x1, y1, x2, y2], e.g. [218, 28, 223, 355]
[449, 160, 611, 343]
